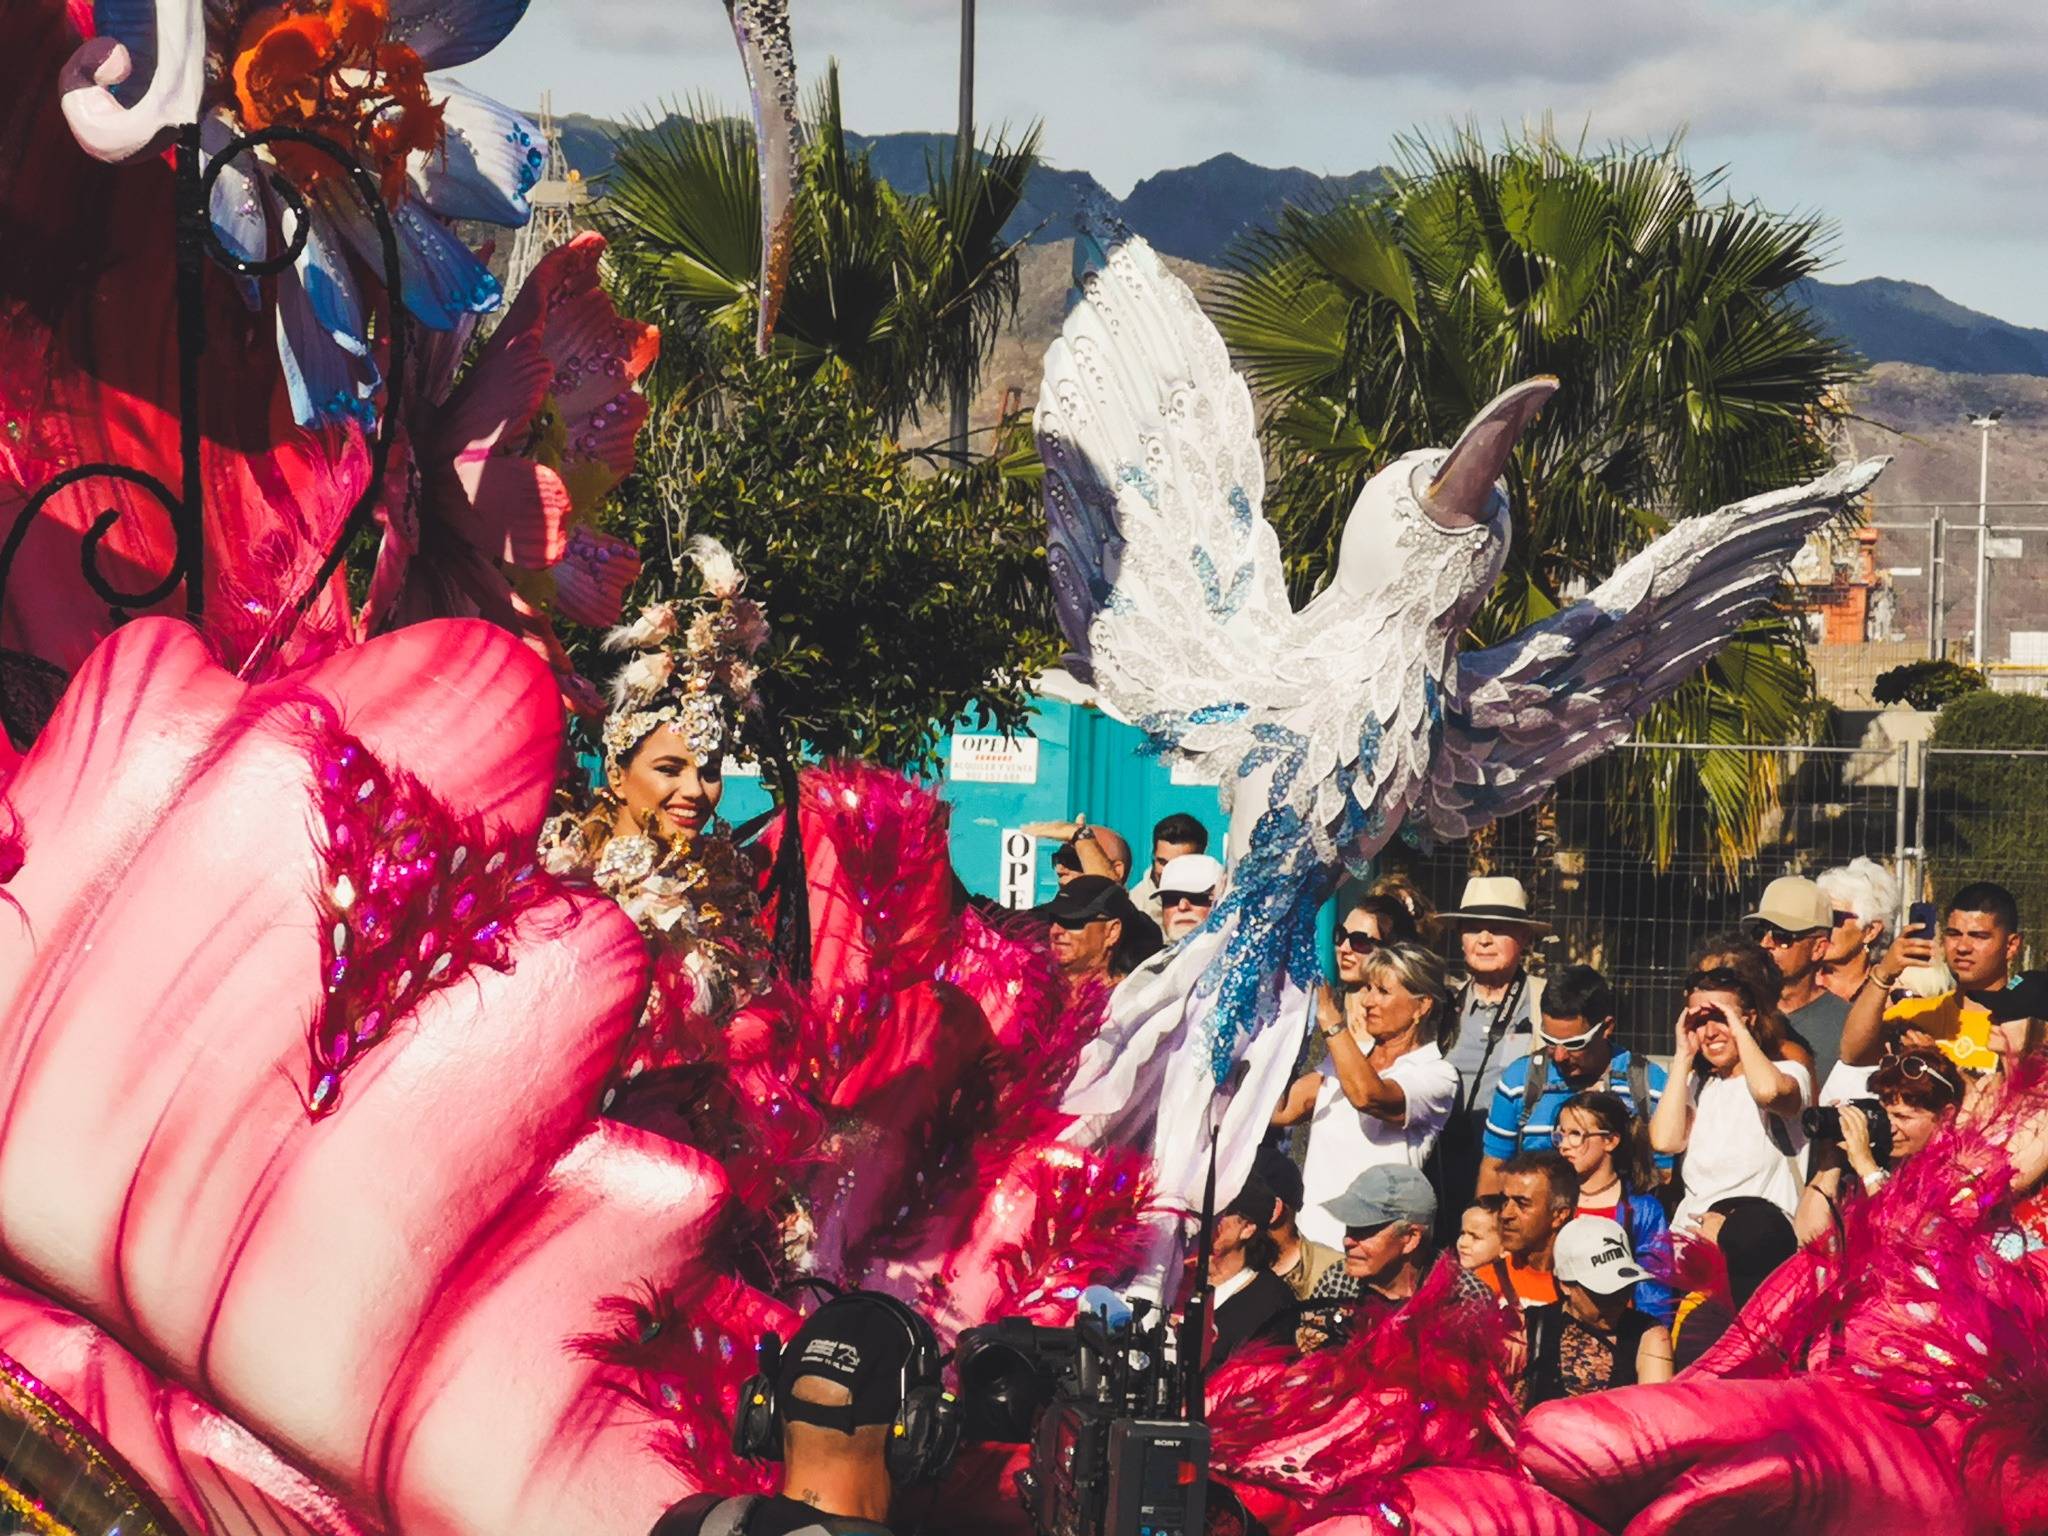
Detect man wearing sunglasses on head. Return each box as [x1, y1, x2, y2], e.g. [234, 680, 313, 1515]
[1741, 876, 1853, 1087]
[1475, 965, 1668, 1196]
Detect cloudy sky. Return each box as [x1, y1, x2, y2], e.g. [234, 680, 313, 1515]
[465, 0, 2048, 326]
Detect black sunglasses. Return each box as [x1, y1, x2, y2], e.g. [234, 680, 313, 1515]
[1159, 891, 1214, 909]
[1743, 918, 1822, 947]
[1338, 928, 1381, 955]
[1343, 1218, 1396, 1242]
[1051, 913, 1109, 931]
[1683, 966, 1750, 996]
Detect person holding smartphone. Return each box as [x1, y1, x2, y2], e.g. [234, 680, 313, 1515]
[1650, 967, 1813, 1230]
[1840, 882, 2044, 1070]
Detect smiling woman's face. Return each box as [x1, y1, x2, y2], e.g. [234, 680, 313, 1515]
[610, 723, 723, 839]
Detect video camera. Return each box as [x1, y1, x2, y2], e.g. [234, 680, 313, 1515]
[954, 1286, 1209, 1536]
[1802, 1098, 1893, 1167]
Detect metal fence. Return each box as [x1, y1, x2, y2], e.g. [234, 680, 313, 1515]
[1380, 741, 2048, 1057]
[1812, 502, 2048, 707]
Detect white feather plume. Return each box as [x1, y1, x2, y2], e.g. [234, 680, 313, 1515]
[685, 535, 744, 599]
[603, 602, 679, 654]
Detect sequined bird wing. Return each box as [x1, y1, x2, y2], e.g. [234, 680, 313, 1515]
[1421, 457, 1890, 840]
[1036, 230, 1305, 779]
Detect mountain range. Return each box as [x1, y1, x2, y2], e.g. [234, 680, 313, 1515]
[550, 115, 2048, 382]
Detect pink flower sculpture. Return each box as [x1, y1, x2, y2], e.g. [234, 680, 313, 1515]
[0, 614, 789, 1534]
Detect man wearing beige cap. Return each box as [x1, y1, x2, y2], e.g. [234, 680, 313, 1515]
[1743, 875, 1852, 1086]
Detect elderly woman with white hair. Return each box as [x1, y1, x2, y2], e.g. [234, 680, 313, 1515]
[1813, 857, 1900, 1104]
[1815, 857, 1900, 1002]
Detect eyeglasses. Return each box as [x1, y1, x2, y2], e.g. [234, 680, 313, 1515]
[1882, 1050, 1963, 1103]
[1338, 928, 1381, 955]
[1555, 1127, 1617, 1148]
[1050, 914, 1108, 931]
[1159, 891, 1214, 910]
[1342, 1219, 1396, 1243]
[1743, 919, 1823, 947]
[1538, 1019, 1612, 1052]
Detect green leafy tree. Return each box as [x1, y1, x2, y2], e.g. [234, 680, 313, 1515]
[608, 353, 1057, 774]
[1927, 690, 2048, 946]
[1214, 126, 1859, 874]
[597, 66, 1038, 435]
[587, 63, 1054, 777]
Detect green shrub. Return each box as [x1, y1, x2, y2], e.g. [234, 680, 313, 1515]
[1927, 690, 2048, 954]
[1873, 658, 1985, 711]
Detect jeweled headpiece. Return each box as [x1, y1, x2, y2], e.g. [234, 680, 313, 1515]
[601, 537, 769, 773]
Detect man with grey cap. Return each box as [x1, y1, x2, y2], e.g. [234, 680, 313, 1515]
[1295, 1164, 1438, 1352]
[1521, 1215, 1674, 1405]
[1744, 875, 1851, 1085]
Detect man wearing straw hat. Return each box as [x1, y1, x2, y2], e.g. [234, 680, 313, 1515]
[1434, 876, 1551, 1222]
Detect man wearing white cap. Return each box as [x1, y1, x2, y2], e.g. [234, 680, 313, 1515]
[1437, 876, 1549, 1224]
[1155, 852, 1225, 943]
[1522, 1216, 1674, 1405]
[1743, 875, 1852, 1087]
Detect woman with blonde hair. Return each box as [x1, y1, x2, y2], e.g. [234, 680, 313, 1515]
[1276, 942, 1462, 1246]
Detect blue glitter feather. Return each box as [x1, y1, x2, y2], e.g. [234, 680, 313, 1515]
[1118, 463, 1162, 510]
[1227, 485, 1254, 533]
[1188, 725, 1337, 1083]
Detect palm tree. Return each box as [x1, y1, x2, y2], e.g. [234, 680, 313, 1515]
[1214, 126, 1860, 875]
[597, 66, 1039, 438]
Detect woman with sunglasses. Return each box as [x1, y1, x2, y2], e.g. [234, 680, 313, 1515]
[1277, 942, 1460, 1248]
[1650, 966, 1814, 1232]
[1793, 1047, 1962, 1244]
[1310, 895, 1422, 1044]
[1553, 1091, 1677, 1322]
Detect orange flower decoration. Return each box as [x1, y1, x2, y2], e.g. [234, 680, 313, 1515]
[229, 0, 444, 204]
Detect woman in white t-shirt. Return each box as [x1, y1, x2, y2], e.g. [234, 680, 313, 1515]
[1650, 964, 1814, 1231]
[1275, 942, 1462, 1247]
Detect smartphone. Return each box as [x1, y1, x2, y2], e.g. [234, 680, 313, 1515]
[1908, 900, 1938, 939]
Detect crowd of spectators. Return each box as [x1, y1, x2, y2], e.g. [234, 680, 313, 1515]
[1021, 814, 2048, 1400]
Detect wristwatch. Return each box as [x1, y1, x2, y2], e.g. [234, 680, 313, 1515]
[1320, 1021, 1346, 1040]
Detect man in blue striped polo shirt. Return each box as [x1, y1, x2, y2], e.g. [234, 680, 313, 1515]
[1477, 965, 1669, 1193]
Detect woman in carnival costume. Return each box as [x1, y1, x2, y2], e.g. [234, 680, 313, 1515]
[540, 535, 775, 1098]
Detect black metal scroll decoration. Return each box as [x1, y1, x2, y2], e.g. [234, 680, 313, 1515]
[0, 119, 406, 658]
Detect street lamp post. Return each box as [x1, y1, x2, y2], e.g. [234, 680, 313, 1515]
[949, 0, 976, 462]
[1970, 410, 2002, 667]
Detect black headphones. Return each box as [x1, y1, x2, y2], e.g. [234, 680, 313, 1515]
[731, 1290, 960, 1487]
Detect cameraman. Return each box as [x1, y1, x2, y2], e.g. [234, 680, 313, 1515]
[653, 1293, 952, 1536]
[1794, 1047, 1962, 1244]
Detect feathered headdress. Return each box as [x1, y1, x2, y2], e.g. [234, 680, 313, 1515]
[600, 537, 770, 774]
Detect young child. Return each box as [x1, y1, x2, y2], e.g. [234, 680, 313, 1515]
[1456, 1195, 1505, 1271]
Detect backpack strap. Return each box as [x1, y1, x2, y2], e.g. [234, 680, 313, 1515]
[1520, 1050, 1550, 1117]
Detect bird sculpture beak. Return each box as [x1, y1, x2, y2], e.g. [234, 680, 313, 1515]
[1423, 377, 1561, 529]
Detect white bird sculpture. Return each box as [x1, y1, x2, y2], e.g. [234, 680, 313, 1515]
[1036, 228, 1886, 1288]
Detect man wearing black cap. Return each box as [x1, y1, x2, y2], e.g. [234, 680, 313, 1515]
[1042, 874, 1162, 983]
[652, 1294, 947, 1536]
